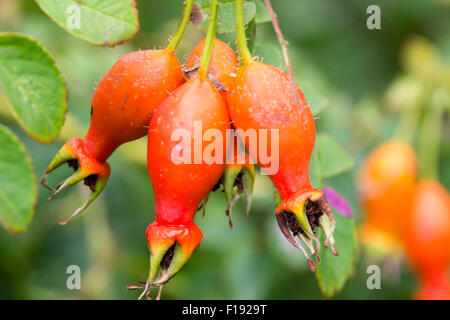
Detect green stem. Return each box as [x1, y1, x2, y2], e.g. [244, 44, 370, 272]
[198, 0, 219, 79]
[418, 88, 445, 180]
[166, 0, 194, 51]
[236, 0, 253, 64]
[393, 87, 427, 145]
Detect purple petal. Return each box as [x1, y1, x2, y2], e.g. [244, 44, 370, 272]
[323, 187, 353, 218]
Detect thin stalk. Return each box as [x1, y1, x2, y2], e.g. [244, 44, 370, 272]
[166, 0, 195, 51]
[393, 86, 427, 145]
[264, 0, 299, 104]
[236, 0, 253, 64]
[418, 88, 445, 180]
[198, 0, 219, 79]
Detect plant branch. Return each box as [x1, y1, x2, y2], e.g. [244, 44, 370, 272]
[418, 89, 445, 180]
[264, 0, 300, 104]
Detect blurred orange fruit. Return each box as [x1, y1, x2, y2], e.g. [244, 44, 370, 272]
[358, 140, 418, 252]
[402, 180, 450, 279]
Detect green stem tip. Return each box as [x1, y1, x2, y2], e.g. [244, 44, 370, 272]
[236, 0, 253, 64]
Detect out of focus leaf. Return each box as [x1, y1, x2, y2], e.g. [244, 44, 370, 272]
[224, 243, 273, 299]
[35, 0, 139, 46]
[0, 33, 67, 143]
[198, 1, 256, 34]
[252, 40, 283, 69]
[274, 188, 282, 206]
[252, 0, 271, 23]
[246, 19, 256, 53]
[302, 81, 329, 116]
[309, 149, 321, 188]
[315, 212, 356, 297]
[314, 134, 354, 178]
[196, 0, 212, 7]
[0, 124, 37, 234]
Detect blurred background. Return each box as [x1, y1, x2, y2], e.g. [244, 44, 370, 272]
[0, 0, 449, 299]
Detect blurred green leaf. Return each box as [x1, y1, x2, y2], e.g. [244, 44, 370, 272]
[35, 0, 139, 46]
[246, 19, 256, 53]
[198, 1, 256, 34]
[315, 212, 356, 298]
[0, 124, 37, 234]
[0, 33, 67, 143]
[309, 148, 321, 188]
[196, 0, 212, 7]
[252, 40, 283, 69]
[314, 134, 354, 178]
[252, 0, 271, 23]
[223, 244, 273, 299]
[303, 82, 329, 116]
[273, 188, 282, 205]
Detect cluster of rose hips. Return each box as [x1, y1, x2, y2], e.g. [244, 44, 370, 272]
[358, 141, 450, 299]
[41, 0, 337, 299]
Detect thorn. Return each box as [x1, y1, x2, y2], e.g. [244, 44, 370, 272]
[138, 281, 150, 300]
[226, 206, 234, 230]
[307, 259, 316, 272]
[127, 285, 142, 290]
[331, 246, 339, 256]
[41, 173, 56, 192]
[156, 285, 163, 300]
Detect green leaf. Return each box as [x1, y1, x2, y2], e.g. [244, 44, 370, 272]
[246, 19, 256, 53]
[0, 125, 37, 234]
[309, 148, 321, 188]
[0, 33, 67, 143]
[196, 0, 211, 8]
[35, 0, 139, 46]
[252, 0, 271, 23]
[302, 82, 329, 116]
[198, 1, 256, 34]
[314, 134, 354, 178]
[315, 212, 356, 297]
[252, 40, 283, 69]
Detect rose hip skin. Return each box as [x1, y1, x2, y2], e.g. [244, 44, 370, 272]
[42, 49, 184, 224]
[358, 141, 417, 251]
[144, 75, 230, 288]
[402, 180, 450, 299]
[185, 38, 238, 91]
[226, 60, 336, 270]
[87, 49, 183, 157]
[187, 38, 254, 225]
[415, 271, 450, 300]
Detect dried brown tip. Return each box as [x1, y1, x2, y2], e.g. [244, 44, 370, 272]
[275, 189, 339, 269]
[190, 2, 203, 25]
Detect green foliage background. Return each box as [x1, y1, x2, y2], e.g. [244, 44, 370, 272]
[0, 0, 449, 299]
